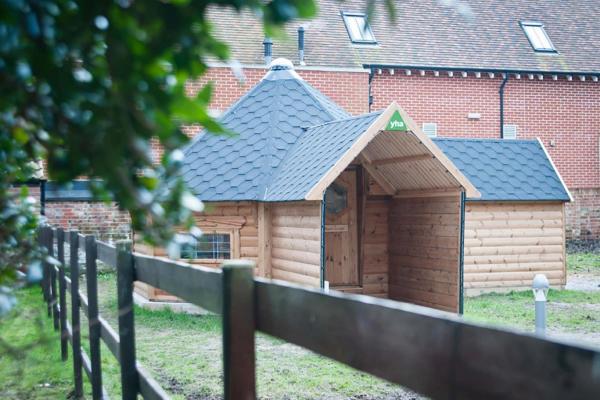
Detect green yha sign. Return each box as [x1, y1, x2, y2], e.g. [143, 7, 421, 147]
[386, 110, 408, 132]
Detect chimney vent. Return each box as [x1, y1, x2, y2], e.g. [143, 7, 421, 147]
[269, 58, 294, 71]
[263, 37, 273, 67]
[298, 26, 305, 65]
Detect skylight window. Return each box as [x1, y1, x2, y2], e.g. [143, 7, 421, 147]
[342, 12, 376, 44]
[520, 21, 556, 52]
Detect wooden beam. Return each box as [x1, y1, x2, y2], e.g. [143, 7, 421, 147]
[258, 202, 272, 278]
[371, 154, 432, 166]
[359, 155, 396, 195]
[254, 278, 600, 400]
[394, 188, 461, 199]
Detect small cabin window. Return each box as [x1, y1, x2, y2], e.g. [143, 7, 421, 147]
[520, 21, 556, 52]
[325, 183, 348, 214]
[342, 12, 377, 44]
[180, 233, 231, 260]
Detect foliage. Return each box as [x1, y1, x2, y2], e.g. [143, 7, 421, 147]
[0, 0, 317, 305]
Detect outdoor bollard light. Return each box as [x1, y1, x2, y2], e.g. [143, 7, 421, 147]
[532, 274, 550, 335]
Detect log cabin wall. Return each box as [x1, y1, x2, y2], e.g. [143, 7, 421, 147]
[270, 201, 322, 287]
[388, 195, 462, 312]
[464, 201, 566, 296]
[133, 201, 259, 301]
[361, 196, 390, 298]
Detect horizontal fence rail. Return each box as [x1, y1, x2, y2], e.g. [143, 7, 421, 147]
[38, 225, 600, 400]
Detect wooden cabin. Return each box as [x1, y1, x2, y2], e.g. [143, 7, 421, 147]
[435, 138, 572, 295]
[135, 59, 480, 313]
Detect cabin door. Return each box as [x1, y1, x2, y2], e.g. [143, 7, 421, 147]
[325, 170, 359, 287]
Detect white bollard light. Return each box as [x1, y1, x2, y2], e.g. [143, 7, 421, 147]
[532, 274, 550, 335]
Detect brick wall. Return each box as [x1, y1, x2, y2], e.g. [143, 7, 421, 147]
[45, 201, 131, 242]
[186, 67, 369, 116]
[566, 188, 600, 240]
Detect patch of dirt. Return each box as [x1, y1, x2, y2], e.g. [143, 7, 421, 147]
[565, 273, 600, 291]
[163, 376, 185, 395]
[550, 302, 600, 312]
[348, 390, 424, 400]
[547, 330, 600, 349]
[185, 390, 222, 400]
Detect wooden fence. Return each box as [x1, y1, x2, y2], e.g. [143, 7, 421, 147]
[38, 226, 600, 400]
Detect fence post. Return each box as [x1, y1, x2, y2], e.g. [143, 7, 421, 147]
[86, 235, 103, 399]
[70, 231, 84, 399]
[57, 228, 68, 361]
[116, 240, 138, 400]
[42, 227, 52, 317]
[38, 227, 49, 306]
[49, 228, 59, 331]
[222, 260, 256, 400]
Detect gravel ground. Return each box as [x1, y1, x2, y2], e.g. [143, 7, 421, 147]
[565, 273, 600, 291]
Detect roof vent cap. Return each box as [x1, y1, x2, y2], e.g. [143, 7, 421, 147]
[270, 58, 294, 71]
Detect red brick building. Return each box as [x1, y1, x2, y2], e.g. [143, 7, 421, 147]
[45, 0, 599, 241]
[189, 0, 599, 240]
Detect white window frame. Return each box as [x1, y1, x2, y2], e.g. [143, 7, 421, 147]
[178, 231, 234, 264]
[341, 12, 377, 44]
[520, 21, 556, 53]
[422, 123, 438, 138]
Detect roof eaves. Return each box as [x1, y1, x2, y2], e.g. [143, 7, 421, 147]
[363, 63, 600, 77]
[534, 137, 574, 202]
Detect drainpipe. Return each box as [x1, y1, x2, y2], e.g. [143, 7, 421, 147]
[320, 194, 326, 289]
[368, 67, 374, 113]
[40, 179, 46, 216]
[499, 73, 509, 138]
[263, 37, 272, 67]
[458, 191, 466, 314]
[298, 26, 305, 66]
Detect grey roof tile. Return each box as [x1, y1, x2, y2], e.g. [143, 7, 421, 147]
[206, 0, 600, 74]
[182, 66, 350, 201]
[434, 138, 570, 201]
[265, 112, 381, 201]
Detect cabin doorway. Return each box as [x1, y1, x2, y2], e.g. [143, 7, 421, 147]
[325, 170, 359, 287]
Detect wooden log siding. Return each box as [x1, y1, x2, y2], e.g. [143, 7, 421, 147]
[134, 201, 259, 301]
[464, 202, 567, 296]
[388, 195, 462, 312]
[271, 201, 322, 287]
[361, 198, 390, 297]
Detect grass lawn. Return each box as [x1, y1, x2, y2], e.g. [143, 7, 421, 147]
[87, 272, 412, 400]
[464, 249, 600, 346]
[0, 286, 88, 399]
[464, 289, 600, 333]
[566, 251, 600, 273]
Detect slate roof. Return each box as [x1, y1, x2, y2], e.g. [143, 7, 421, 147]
[207, 0, 600, 74]
[433, 138, 571, 202]
[182, 64, 350, 201]
[265, 112, 382, 201]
